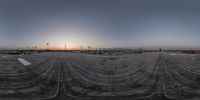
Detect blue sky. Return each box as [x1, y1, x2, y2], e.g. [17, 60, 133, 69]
[1, 0, 200, 50]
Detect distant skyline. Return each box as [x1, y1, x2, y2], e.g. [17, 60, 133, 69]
[1, 0, 200, 50]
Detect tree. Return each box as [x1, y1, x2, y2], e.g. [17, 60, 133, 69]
[159, 48, 162, 52]
[47, 43, 49, 51]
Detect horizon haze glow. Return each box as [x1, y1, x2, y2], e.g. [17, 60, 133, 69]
[0, 0, 200, 50]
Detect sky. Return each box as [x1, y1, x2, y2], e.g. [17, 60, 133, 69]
[0, 0, 200, 50]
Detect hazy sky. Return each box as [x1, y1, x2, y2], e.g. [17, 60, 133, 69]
[0, 0, 200, 50]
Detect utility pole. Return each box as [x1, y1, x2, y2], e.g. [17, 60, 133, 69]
[65, 44, 66, 52]
[81, 46, 83, 52]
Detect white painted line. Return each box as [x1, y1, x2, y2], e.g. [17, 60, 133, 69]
[170, 53, 176, 56]
[2, 56, 7, 58]
[17, 58, 31, 66]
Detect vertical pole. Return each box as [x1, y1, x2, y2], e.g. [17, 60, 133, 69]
[65, 44, 66, 52]
[47, 43, 49, 51]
